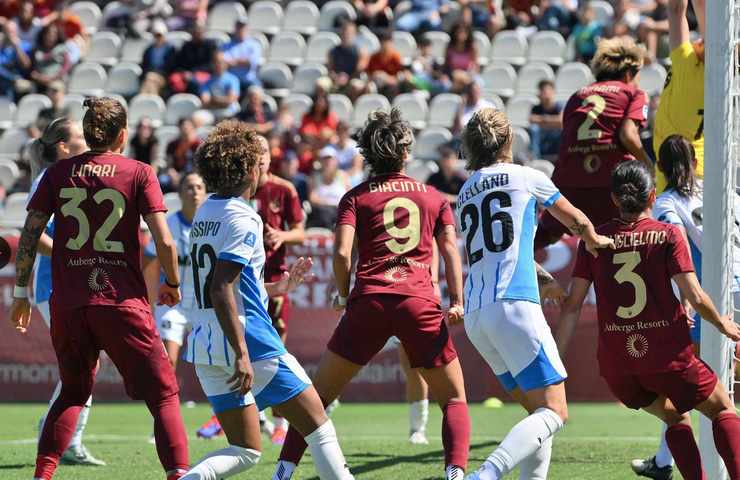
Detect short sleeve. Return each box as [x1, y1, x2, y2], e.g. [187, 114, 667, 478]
[284, 187, 304, 225]
[434, 198, 456, 236]
[218, 212, 261, 266]
[28, 170, 54, 215]
[667, 225, 695, 276]
[137, 165, 166, 216]
[571, 241, 593, 281]
[653, 196, 682, 226]
[626, 88, 648, 127]
[526, 167, 561, 207]
[336, 192, 356, 227]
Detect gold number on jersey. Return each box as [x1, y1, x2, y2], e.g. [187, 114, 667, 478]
[383, 197, 421, 255]
[577, 95, 606, 141]
[613, 251, 647, 319]
[59, 187, 126, 252]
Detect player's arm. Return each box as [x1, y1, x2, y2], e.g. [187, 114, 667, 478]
[537, 262, 566, 304]
[264, 256, 313, 297]
[692, 0, 705, 39]
[142, 255, 162, 309]
[618, 119, 653, 172]
[264, 221, 305, 251]
[37, 232, 53, 257]
[546, 196, 615, 256]
[144, 212, 181, 306]
[555, 277, 592, 356]
[435, 224, 464, 324]
[673, 272, 740, 341]
[668, 0, 691, 50]
[431, 242, 441, 301]
[332, 224, 355, 309]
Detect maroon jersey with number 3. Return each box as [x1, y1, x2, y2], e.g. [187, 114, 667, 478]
[572, 217, 695, 376]
[28, 151, 166, 311]
[553, 80, 648, 189]
[336, 172, 455, 302]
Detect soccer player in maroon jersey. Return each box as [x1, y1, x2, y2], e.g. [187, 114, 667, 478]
[273, 109, 470, 480]
[535, 37, 653, 251]
[559, 161, 740, 480]
[7, 97, 189, 480]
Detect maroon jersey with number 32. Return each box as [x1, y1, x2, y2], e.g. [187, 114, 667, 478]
[572, 217, 695, 376]
[28, 152, 166, 311]
[336, 172, 455, 302]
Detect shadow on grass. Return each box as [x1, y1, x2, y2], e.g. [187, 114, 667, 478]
[0, 463, 34, 470]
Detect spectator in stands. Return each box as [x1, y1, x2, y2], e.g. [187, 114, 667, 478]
[529, 79, 563, 158]
[454, 79, 495, 132]
[0, 20, 31, 100]
[395, 0, 450, 33]
[199, 51, 240, 120]
[29, 23, 70, 93]
[328, 20, 369, 101]
[238, 85, 276, 135]
[367, 30, 403, 98]
[353, 0, 392, 33]
[167, 0, 208, 32]
[104, 0, 171, 38]
[222, 17, 262, 92]
[331, 121, 364, 186]
[407, 36, 450, 95]
[571, 4, 604, 63]
[169, 23, 216, 94]
[276, 149, 309, 204]
[535, 0, 575, 36]
[307, 146, 350, 229]
[30, 79, 67, 136]
[129, 117, 161, 168]
[636, 0, 669, 63]
[444, 22, 479, 91]
[299, 92, 339, 146]
[161, 117, 201, 192]
[57, 7, 86, 66]
[459, 0, 505, 37]
[140, 20, 176, 95]
[426, 147, 466, 205]
[13, 0, 45, 47]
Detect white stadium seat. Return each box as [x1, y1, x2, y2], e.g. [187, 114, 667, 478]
[506, 95, 539, 128]
[423, 31, 450, 62]
[473, 31, 492, 67]
[516, 62, 555, 96]
[86, 31, 122, 66]
[428, 93, 462, 129]
[154, 125, 180, 157]
[392, 31, 417, 65]
[481, 62, 518, 99]
[328, 93, 353, 124]
[491, 31, 528, 66]
[68, 62, 107, 96]
[590, 0, 615, 26]
[555, 62, 594, 101]
[0, 98, 15, 130]
[129, 94, 166, 127]
[0, 128, 29, 160]
[68, 1, 102, 33]
[351, 94, 391, 129]
[356, 26, 380, 55]
[165, 94, 202, 126]
[283, 93, 314, 122]
[259, 62, 293, 98]
[319, 1, 357, 31]
[283, 1, 320, 36]
[512, 126, 531, 158]
[406, 159, 438, 182]
[413, 127, 452, 161]
[269, 32, 306, 67]
[208, 2, 248, 32]
[0, 159, 20, 191]
[248, 1, 284, 36]
[528, 31, 566, 66]
[292, 63, 328, 96]
[62, 94, 86, 121]
[392, 93, 428, 130]
[14, 94, 52, 127]
[163, 192, 182, 213]
[0, 192, 29, 228]
[639, 63, 668, 95]
[121, 34, 153, 63]
[204, 30, 230, 46]
[306, 32, 341, 64]
[106, 62, 142, 98]
[165, 31, 191, 50]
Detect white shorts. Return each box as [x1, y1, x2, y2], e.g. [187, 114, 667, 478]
[464, 300, 567, 392]
[36, 301, 50, 328]
[196, 353, 311, 414]
[155, 305, 192, 346]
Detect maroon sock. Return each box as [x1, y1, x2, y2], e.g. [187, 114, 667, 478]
[713, 412, 740, 479]
[35, 396, 84, 479]
[665, 423, 706, 480]
[442, 400, 471, 470]
[147, 392, 189, 473]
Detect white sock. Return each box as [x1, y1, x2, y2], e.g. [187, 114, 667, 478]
[518, 435, 553, 480]
[305, 420, 354, 480]
[409, 399, 429, 434]
[655, 423, 674, 468]
[68, 395, 92, 449]
[273, 460, 297, 480]
[180, 445, 261, 480]
[274, 416, 289, 430]
[485, 408, 564, 478]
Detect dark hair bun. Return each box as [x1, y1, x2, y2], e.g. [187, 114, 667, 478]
[611, 161, 654, 214]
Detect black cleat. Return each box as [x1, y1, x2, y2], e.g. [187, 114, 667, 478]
[630, 456, 673, 480]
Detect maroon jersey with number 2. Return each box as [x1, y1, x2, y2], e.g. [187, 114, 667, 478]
[28, 151, 166, 311]
[336, 172, 455, 302]
[572, 217, 695, 376]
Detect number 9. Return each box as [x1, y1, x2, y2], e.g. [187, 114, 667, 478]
[383, 198, 421, 255]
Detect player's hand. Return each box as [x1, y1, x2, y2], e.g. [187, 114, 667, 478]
[228, 354, 254, 396]
[274, 257, 314, 295]
[540, 279, 567, 306]
[585, 234, 615, 257]
[446, 303, 464, 325]
[718, 315, 740, 342]
[157, 283, 181, 307]
[9, 297, 32, 333]
[264, 225, 285, 251]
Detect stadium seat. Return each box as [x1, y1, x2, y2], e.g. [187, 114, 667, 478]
[393, 1, 412, 18]
[14, 94, 52, 127]
[154, 125, 180, 157]
[86, 31, 122, 66]
[62, 94, 86, 121]
[481, 62, 518, 99]
[318, 1, 357, 31]
[165, 94, 202, 125]
[506, 95, 539, 128]
[248, 1, 284, 36]
[356, 26, 380, 55]
[259, 62, 293, 98]
[555, 62, 594, 101]
[196, 126, 214, 139]
[328, 93, 353, 124]
[440, 1, 463, 32]
[406, 159, 438, 182]
[204, 30, 230, 46]
[0, 128, 29, 161]
[262, 93, 278, 114]
[269, 31, 307, 67]
[528, 158, 555, 178]
[0, 192, 29, 228]
[639, 63, 668, 95]
[473, 31, 491, 67]
[0, 98, 15, 130]
[68, 62, 107, 96]
[106, 62, 142, 98]
[0, 159, 20, 191]
[283, 93, 313, 122]
[483, 92, 506, 111]
[249, 33, 270, 53]
[208, 2, 248, 32]
[68, 1, 102, 33]
[101, 1, 130, 27]
[392, 31, 417, 65]
[121, 34, 153, 63]
[511, 126, 531, 158]
[351, 94, 391, 129]
[590, 0, 615, 26]
[163, 192, 182, 213]
[165, 31, 192, 50]
[392, 93, 428, 130]
[293, 63, 328, 96]
[423, 31, 451, 62]
[528, 31, 566, 66]
[428, 93, 462, 129]
[283, 1, 320, 36]
[516, 62, 555, 96]
[413, 127, 452, 161]
[306, 32, 341, 63]
[491, 30, 528, 66]
[129, 94, 166, 127]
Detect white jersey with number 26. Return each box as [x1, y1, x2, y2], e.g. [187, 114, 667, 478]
[456, 163, 561, 314]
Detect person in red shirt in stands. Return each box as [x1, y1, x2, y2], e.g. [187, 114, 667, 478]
[368, 30, 404, 97]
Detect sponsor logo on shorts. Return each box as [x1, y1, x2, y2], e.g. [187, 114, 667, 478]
[626, 333, 648, 358]
[87, 267, 110, 292]
[383, 265, 408, 283]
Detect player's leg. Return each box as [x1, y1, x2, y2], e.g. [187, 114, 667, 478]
[269, 295, 290, 444]
[693, 375, 740, 478]
[399, 345, 430, 445]
[642, 396, 701, 480]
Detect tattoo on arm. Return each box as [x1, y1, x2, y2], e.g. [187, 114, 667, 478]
[568, 214, 588, 236]
[536, 262, 555, 286]
[15, 210, 51, 287]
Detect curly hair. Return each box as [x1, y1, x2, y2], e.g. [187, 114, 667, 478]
[591, 37, 645, 82]
[355, 108, 413, 175]
[195, 120, 262, 194]
[461, 108, 512, 170]
[82, 97, 127, 150]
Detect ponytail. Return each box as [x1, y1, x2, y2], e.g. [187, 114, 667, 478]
[658, 135, 696, 197]
[28, 117, 74, 181]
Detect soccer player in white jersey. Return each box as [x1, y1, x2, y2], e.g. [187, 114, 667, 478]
[181, 120, 354, 480]
[458, 109, 613, 480]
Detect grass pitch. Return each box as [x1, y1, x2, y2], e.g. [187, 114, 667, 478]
[0, 402, 681, 479]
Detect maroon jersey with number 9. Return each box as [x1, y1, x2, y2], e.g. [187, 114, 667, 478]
[28, 151, 166, 312]
[336, 172, 455, 302]
[572, 217, 696, 376]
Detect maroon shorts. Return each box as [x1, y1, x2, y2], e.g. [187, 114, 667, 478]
[50, 304, 179, 401]
[327, 294, 457, 369]
[535, 186, 620, 250]
[268, 295, 291, 336]
[603, 359, 718, 414]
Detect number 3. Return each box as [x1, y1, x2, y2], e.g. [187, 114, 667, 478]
[613, 251, 647, 319]
[577, 95, 606, 141]
[60, 187, 126, 253]
[383, 198, 421, 255]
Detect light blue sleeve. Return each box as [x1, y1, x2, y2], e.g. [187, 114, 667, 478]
[217, 212, 261, 266]
[526, 167, 561, 207]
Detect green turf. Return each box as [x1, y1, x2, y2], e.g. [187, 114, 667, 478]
[0, 402, 682, 479]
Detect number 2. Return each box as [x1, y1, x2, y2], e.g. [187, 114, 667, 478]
[577, 95, 606, 141]
[613, 251, 647, 319]
[59, 187, 125, 252]
[191, 243, 217, 309]
[460, 191, 514, 266]
[383, 198, 421, 255]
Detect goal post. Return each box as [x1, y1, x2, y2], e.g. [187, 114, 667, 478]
[700, 0, 739, 478]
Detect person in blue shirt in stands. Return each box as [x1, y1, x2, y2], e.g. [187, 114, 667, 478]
[200, 51, 241, 121]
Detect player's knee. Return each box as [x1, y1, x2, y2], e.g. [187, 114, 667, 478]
[229, 445, 261, 466]
[551, 404, 568, 424]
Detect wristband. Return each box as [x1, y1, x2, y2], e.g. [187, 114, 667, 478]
[13, 285, 28, 299]
[336, 295, 347, 306]
[165, 279, 180, 288]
